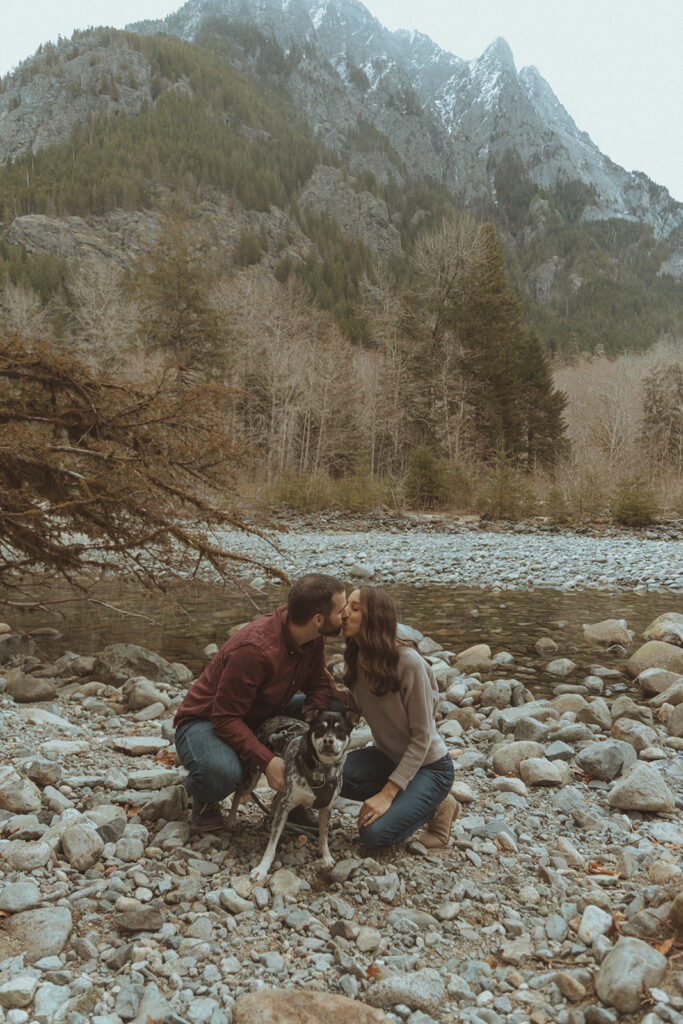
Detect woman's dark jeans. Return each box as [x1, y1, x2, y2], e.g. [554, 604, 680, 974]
[341, 747, 454, 850]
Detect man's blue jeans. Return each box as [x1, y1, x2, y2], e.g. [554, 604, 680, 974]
[341, 746, 454, 850]
[174, 695, 344, 804]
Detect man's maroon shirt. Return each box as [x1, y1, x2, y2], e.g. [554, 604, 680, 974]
[173, 606, 330, 771]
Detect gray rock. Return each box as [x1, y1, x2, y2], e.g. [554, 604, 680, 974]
[366, 968, 446, 1013]
[4, 840, 52, 871]
[61, 821, 105, 872]
[583, 619, 633, 646]
[25, 758, 63, 787]
[0, 975, 38, 1009]
[519, 757, 563, 786]
[0, 771, 42, 813]
[611, 695, 653, 725]
[651, 680, 683, 707]
[349, 562, 375, 579]
[122, 677, 171, 710]
[33, 981, 72, 1022]
[94, 643, 177, 686]
[480, 681, 512, 709]
[668, 702, 683, 737]
[547, 658, 576, 677]
[637, 668, 683, 696]
[608, 762, 675, 813]
[4, 907, 72, 963]
[576, 740, 633, 781]
[491, 741, 543, 776]
[114, 905, 165, 932]
[131, 983, 171, 1024]
[595, 936, 667, 1013]
[544, 740, 574, 760]
[514, 717, 549, 742]
[84, 803, 127, 843]
[111, 736, 170, 756]
[5, 674, 57, 703]
[386, 907, 439, 930]
[115, 981, 145, 1021]
[576, 697, 612, 730]
[611, 717, 658, 752]
[0, 881, 42, 913]
[626, 641, 683, 678]
[578, 904, 612, 944]
[397, 623, 424, 643]
[138, 784, 187, 822]
[535, 637, 558, 655]
[643, 612, 683, 646]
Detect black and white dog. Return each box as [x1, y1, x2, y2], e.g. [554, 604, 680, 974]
[226, 709, 355, 883]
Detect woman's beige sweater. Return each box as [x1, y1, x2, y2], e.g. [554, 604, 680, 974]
[347, 645, 447, 790]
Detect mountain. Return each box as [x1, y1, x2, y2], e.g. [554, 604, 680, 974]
[0, 0, 681, 354]
[130, 0, 682, 242]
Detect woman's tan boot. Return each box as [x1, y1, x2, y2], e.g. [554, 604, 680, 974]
[415, 794, 461, 849]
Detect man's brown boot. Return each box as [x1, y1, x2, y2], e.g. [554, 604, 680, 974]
[415, 794, 461, 849]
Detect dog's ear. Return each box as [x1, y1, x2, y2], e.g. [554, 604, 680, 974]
[301, 705, 319, 724]
[344, 708, 361, 729]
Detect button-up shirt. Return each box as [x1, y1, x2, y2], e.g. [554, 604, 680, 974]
[173, 606, 330, 770]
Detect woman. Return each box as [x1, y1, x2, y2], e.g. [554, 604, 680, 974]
[336, 586, 458, 850]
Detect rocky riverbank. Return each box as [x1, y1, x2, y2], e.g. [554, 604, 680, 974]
[217, 514, 683, 592]
[0, 612, 682, 1024]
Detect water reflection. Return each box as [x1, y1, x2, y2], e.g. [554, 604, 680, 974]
[4, 580, 676, 693]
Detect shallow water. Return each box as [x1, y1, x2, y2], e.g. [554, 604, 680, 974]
[4, 580, 677, 694]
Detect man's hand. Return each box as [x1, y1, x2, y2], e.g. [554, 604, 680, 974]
[265, 756, 286, 793]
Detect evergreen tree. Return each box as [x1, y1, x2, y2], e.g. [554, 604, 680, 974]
[135, 203, 231, 372]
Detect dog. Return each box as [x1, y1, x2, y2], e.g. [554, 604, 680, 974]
[226, 708, 355, 883]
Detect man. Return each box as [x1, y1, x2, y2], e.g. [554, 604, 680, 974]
[174, 573, 346, 830]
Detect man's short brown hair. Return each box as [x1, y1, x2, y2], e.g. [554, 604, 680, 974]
[287, 573, 345, 625]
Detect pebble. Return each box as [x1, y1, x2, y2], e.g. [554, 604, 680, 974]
[1, 592, 682, 1024]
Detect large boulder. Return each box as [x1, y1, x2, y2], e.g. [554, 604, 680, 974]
[575, 740, 635, 781]
[651, 680, 683, 707]
[583, 619, 633, 646]
[93, 643, 177, 687]
[611, 717, 658, 752]
[455, 644, 494, 674]
[668, 703, 683, 738]
[234, 990, 392, 1023]
[643, 612, 683, 646]
[595, 937, 667, 1013]
[608, 762, 675, 813]
[0, 769, 41, 814]
[626, 641, 683, 678]
[637, 667, 683, 697]
[122, 677, 171, 710]
[5, 673, 57, 703]
[491, 741, 543, 776]
[4, 907, 72, 963]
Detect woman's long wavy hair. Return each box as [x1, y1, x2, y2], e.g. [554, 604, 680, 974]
[342, 586, 401, 696]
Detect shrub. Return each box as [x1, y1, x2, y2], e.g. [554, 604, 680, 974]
[567, 468, 606, 522]
[611, 474, 659, 527]
[544, 486, 571, 524]
[261, 470, 333, 511]
[232, 227, 268, 267]
[331, 460, 386, 513]
[476, 449, 538, 520]
[404, 446, 451, 509]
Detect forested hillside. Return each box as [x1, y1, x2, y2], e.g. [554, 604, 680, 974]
[0, 19, 681, 522]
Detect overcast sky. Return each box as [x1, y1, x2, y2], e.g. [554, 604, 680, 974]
[2, 0, 681, 201]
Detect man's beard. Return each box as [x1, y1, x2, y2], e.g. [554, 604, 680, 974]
[319, 618, 342, 637]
